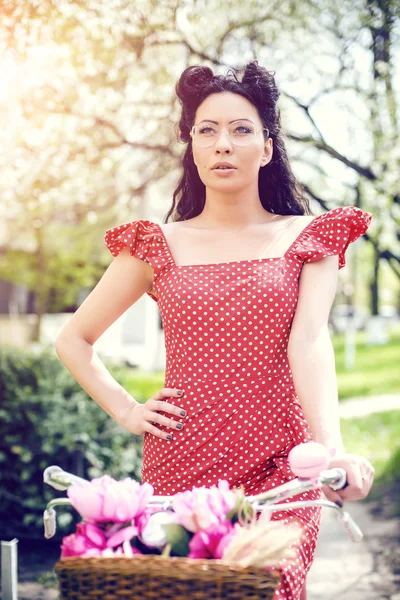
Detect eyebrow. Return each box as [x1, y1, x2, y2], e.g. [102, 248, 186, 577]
[197, 118, 255, 124]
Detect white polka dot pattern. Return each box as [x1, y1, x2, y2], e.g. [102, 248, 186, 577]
[291, 206, 372, 269]
[104, 206, 372, 600]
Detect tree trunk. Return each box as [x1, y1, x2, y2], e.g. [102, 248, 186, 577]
[32, 225, 48, 343]
[370, 245, 380, 316]
[366, 0, 397, 315]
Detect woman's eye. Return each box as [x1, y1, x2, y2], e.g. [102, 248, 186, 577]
[234, 126, 253, 134]
[199, 127, 215, 135]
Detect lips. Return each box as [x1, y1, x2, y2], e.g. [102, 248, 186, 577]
[212, 162, 236, 170]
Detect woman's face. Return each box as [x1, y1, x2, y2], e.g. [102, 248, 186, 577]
[191, 92, 273, 193]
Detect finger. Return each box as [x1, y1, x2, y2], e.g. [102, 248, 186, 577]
[143, 422, 174, 441]
[152, 388, 185, 400]
[363, 461, 375, 484]
[144, 409, 184, 431]
[329, 455, 375, 501]
[361, 466, 375, 496]
[331, 458, 363, 492]
[338, 469, 368, 501]
[322, 485, 343, 506]
[148, 398, 187, 419]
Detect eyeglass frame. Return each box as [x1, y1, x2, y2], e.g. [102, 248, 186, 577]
[189, 123, 270, 147]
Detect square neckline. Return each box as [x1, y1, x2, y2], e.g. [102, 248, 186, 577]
[155, 216, 319, 269]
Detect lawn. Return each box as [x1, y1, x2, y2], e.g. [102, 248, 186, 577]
[341, 411, 400, 481]
[334, 322, 400, 399]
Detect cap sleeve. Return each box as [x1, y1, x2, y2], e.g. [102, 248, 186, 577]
[292, 206, 372, 270]
[104, 219, 172, 301]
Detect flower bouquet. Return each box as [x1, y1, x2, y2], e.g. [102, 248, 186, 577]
[52, 475, 300, 600]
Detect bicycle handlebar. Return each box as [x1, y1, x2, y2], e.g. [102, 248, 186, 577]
[42, 466, 361, 542]
[43, 466, 87, 491]
[42, 443, 362, 543]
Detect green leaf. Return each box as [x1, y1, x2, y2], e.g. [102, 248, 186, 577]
[162, 524, 193, 557]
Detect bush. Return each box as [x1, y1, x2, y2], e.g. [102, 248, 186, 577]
[0, 346, 144, 540]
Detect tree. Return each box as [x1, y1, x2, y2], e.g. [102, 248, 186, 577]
[0, 0, 181, 338]
[0, 0, 399, 338]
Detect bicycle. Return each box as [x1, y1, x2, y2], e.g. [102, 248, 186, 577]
[43, 442, 362, 599]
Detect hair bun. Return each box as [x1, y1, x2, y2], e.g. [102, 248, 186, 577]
[242, 61, 280, 104]
[176, 65, 214, 102]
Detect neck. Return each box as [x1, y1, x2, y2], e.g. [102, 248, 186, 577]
[199, 185, 275, 228]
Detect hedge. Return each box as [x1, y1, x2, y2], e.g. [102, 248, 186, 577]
[0, 346, 144, 540]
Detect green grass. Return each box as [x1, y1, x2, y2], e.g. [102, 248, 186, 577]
[37, 570, 58, 589]
[341, 410, 400, 515]
[109, 365, 165, 404]
[334, 323, 400, 399]
[341, 411, 400, 480]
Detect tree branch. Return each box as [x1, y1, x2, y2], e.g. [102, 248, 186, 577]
[288, 134, 377, 181]
[283, 92, 327, 144]
[301, 183, 331, 211]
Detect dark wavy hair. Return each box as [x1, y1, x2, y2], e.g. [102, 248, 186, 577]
[164, 61, 311, 223]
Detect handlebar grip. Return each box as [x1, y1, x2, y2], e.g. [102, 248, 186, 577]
[43, 508, 56, 539]
[338, 511, 363, 542]
[325, 467, 348, 491]
[43, 466, 88, 490]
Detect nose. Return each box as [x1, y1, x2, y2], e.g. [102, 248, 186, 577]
[214, 129, 233, 154]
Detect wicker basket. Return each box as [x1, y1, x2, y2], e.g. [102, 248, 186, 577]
[56, 555, 281, 600]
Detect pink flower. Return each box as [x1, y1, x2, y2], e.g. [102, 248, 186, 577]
[81, 548, 103, 557]
[106, 525, 138, 548]
[78, 523, 106, 548]
[102, 544, 142, 557]
[61, 521, 142, 557]
[61, 523, 106, 558]
[61, 533, 90, 558]
[67, 475, 153, 527]
[172, 481, 238, 533]
[188, 520, 236, 559]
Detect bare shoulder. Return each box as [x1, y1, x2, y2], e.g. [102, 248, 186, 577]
[281, 213, 316, 237]
[291, 214, 316, 226]
[159, 218, 202, 233]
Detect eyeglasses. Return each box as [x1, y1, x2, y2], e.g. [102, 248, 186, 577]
[190, 121, 270, 148]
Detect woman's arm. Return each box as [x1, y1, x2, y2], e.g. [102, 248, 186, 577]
[287, 255, 343, 451]
[288, 255, 374, 501]
[55, 249, 186, 438]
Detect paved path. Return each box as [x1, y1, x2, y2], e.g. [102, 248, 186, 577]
[339, 393, 400, 419]
[307, 502, 399, 599]
[307, 393, 400, 599]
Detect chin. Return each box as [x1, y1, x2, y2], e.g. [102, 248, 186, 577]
[204, 178, 247, 192]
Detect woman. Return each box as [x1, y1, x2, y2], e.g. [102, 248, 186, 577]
[56, 62, 375, 600]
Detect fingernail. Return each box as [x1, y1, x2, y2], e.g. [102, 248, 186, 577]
[167, 434, 173, 440]
[176, 423, 183, 430]
[176, 390, 184, 396]
[180, 410, 187, 417]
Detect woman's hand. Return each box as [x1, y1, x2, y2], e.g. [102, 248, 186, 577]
[119, 388, 187, 440]
[322, 452, 375, 505]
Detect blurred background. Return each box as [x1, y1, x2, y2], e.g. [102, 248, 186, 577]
[0, 0, 399, 596]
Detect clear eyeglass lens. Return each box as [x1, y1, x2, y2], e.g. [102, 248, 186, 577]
[192, 122, 260, 147]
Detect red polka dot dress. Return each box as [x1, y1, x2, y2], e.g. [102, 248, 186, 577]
[105, 206, 372, 600]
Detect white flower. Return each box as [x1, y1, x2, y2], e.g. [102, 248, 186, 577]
[139, 511, 178, 548]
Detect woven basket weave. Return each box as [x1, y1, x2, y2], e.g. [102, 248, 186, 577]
[56, 556, 281, 600]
